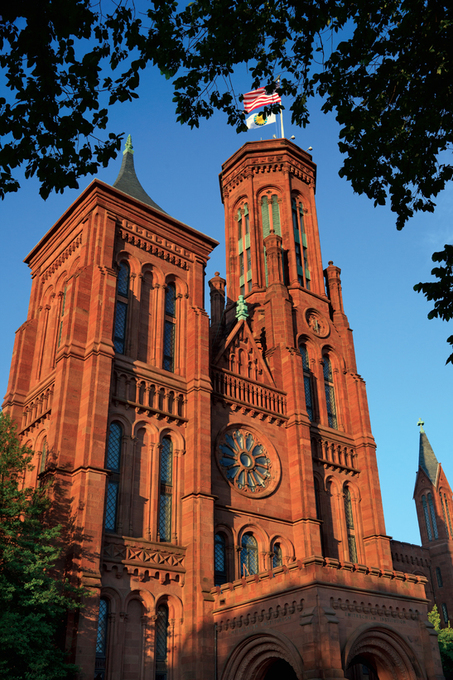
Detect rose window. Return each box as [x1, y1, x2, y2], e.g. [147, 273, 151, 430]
[217, 429, 273, 494]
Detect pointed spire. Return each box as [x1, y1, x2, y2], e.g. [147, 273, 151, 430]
[418, 419, 439, 485]
[113, 135, 166, 213]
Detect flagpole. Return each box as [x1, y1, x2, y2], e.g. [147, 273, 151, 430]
[280, 110, 284, 139]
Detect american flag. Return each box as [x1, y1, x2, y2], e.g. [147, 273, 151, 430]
[243, 87, 281, 114]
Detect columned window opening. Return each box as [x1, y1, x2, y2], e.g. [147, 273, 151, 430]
[155, 603, 169, 680]
[214, 533, 227, 585]
[261, 194, 282, 287]
[241, 532, 258, 576]
[428, 493, 439, 539]
[114, 262, 130, 354]
[344, 487, 358, 563]
[95, 597, 109, 680]
[300, 343, 315, 421]
[158, 436, 173, 542]
[237, 204, 252, 295]
[422, 495, 433, 541]
[105, 422, 122, 532]
[272, 542, 283, 568]
[292, 197, 311, 289]
[323, 355, 337, 429]
[163, 283, 176, 372]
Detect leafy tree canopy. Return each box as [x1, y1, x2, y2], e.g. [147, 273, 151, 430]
[1, 0, 452, 357]
[428, 605, 453, 679]
[0, 413, 80, 680]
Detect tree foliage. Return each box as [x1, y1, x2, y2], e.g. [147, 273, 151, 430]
[0, 413, 80, 680]
[428, 605, 453, 679]
[1, 0, 453, 356]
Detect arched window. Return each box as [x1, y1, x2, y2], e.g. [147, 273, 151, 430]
[272, 542, 283, 568]
[238, 203, 252, 295]
[241, 533, 258, 576]
[323, 355, 337, 429]
[344, 487, 358, 563]
[155, 603, 169, 680]
[261, 194, 282, 287]
[441, 492, 453, 538]
[422, 495, 433, 541]
[163, 283, 176, 372]
[214, 533, 227, 585]
[158, 436, 173, 542]
[57, 285, 67, 350]
[300, 343, 315, 421]
[104, 422, 122, 532]
[114, 262, 129, 354]
[428, 493, 439, 539]
[292, 197, 310, 288]
[39, 437, 48, 473]
[95, 597, 109, 680]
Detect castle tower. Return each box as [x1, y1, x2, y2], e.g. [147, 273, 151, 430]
[414, 420, 453, 624]
[3, 137, 444, 680]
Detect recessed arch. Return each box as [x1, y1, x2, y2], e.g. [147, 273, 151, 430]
[221, 632, 303, 680]
[343, 624, 426, 680]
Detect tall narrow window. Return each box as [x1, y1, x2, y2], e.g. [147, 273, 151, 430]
[95, 597, 109, 680]
[238, 204, 252, 295]
[57, 286, 67, 349]
[158, 436, 173, 542]
[261, 194, 282, 287]
[155, 604, 169, 680]
[114, 262, 129, 354]
[272, 542, 283, 568]
[344, 487, 358, 563]
[300, 343, 315, 421]
[428, 493, 439, 539]
[241, 533, 258, 576]
[442, 603, 449, 625]
[163, 283, 176, 372]
[444, 493, 453, 538]
[436, 566, 443, 588]
[292, 197, 311, 288]
[422, 495, 433, 541]
[214, 533, 227, 585]
[39, 437, 48, 473]
[105, 422, 122, 532]
[323, 355, 337, 429]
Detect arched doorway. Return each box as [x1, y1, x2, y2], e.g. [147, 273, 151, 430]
[262, 658, 299, 680]
[221, 632, 303, 680]
[344, 626, 426, 680]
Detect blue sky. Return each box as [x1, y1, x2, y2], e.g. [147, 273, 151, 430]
[1, 63, 452, 547]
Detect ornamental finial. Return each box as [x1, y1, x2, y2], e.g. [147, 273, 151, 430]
[417, 418, 425, 433]
[236, 295, 249, 321]
[123, 134, 134, 155]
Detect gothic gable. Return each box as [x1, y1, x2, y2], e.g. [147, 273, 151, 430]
[212, 318, 275, 386]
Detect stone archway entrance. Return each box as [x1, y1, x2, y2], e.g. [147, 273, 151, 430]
[221, 633, 303, 680]
[344, 626, 425, 680]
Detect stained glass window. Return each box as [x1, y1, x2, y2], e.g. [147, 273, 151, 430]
[155, 603, 169, 680]
[422, 495, 433, 541]
[344, 488, 358, 563]
[158, 437, 173, 542]
[300, 343, 314, 421]
[214, 533, 227, 585]
[323, 356, 337, 429]
[241, 533, 258, 576]
[272, 542, 283, 568]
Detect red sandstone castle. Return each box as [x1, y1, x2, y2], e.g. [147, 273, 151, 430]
[3, 137, 453, 680]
